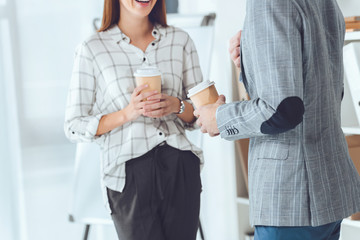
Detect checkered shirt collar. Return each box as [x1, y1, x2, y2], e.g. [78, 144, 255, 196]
[107, 23, 167, 44]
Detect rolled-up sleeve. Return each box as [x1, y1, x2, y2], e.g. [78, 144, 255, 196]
[217, 0, 304, 140]
[182, 34, 203, 130]
[64, 42, 105, 144]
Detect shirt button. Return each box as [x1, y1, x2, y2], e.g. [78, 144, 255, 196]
[152, 43, 155, 46]
[72, 131, 75, 134]
[153, 31, 157, 35]
[143, 57, 146, 62]
[159, 132, 163, 136]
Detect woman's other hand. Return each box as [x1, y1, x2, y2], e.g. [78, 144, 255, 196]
[124, 84, 159, 121]
[229, 30, 242, 68]
[143, 93, 180, 118]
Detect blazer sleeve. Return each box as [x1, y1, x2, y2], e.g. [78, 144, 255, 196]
[216, 0, 305, 140]
[64, 42, 105, 144]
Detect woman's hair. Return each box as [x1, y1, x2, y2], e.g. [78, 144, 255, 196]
[98, 0, 167, 32]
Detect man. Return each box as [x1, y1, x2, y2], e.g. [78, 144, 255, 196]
[194, 0, 360, 239]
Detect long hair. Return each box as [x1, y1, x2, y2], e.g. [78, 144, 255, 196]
[98, 0, 167, 32]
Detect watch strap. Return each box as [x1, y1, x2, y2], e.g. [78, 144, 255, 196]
[177, 98, 185, 114]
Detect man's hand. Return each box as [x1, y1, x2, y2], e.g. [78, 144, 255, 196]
[229, 30, 242, 68]
[194, 95, 226, 137]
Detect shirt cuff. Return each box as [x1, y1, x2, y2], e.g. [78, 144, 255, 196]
[87, 114, 106, 144]
[183, 99, 200, 130]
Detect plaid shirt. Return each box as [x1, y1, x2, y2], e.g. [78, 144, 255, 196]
[64, 24, 203, 194]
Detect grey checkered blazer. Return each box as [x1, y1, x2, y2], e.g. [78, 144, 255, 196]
[216, 0, 360, 226]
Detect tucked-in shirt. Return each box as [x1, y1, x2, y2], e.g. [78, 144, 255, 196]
[64, 24, 203, 201]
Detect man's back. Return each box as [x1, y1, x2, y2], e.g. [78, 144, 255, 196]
[216, 0, 360, 226]
[297, 0, 347, 158]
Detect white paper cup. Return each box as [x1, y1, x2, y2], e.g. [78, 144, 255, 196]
[187, 81, 219, 108]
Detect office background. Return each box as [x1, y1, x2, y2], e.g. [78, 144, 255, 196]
[1, 0, 360, 240]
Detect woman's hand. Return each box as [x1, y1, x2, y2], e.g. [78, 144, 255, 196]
[229, 30, 242, 68]
[96, 85, 158, 136]
[143, 93, 180, 118]
[124, 84, 159, 122]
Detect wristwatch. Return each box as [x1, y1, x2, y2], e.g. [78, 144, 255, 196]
[177, 98, 185, 114]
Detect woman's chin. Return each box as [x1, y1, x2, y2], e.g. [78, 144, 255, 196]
[131, 0, 155, 16]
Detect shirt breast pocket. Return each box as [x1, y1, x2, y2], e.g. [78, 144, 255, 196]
[256, 140, 289, 160]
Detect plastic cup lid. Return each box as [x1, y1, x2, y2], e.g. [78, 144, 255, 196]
[134, 66, 161, 77]
[187, 81, 215, 98]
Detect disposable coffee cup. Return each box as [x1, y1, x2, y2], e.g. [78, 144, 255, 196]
[187, 80, 219, 108]
[134, 66, 162, 95]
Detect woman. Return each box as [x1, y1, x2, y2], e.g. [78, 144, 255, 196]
[64, 0, 203, 239]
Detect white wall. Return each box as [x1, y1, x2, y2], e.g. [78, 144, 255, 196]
[179, 0, 216, 14]
[15, 0, 103, 148]
[0, 1, 27, 240]
[337, 0, 360, 17]
[0, 40, 26, 240]
[9, 1, 105, 239]
[0, 71, 26, 240]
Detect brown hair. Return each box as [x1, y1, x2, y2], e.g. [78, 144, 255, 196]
[98, 0, 167, 32]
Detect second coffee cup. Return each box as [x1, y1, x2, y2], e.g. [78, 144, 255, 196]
[134, 66, 162, 98]
[187, 80, 219, 108]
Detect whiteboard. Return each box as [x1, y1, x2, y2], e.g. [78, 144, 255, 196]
[68, 142, 112, 224]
